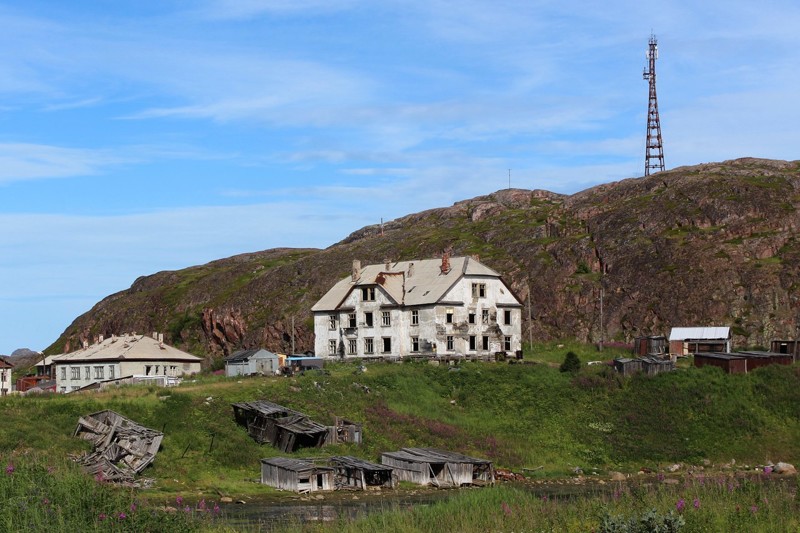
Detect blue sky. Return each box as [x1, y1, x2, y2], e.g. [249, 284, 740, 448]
[1, 0, 798, 354]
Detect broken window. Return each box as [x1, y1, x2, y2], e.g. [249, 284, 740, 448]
[468, 313, 476, 324]
[364, 337, 374, 354]
[482, 309, 489, 324]
[504, 336, 512, 351]
[362, 287, 376, 301]
[365, 312, 374, 327]
[472, 283, 486, 298]
[446, 308, 454, 324]
[94, 366, 104, 379]
[469, 336, 476, 351]
[446, 336, 454, 351]
[348, 313, 357, 328]
[329, 314, 337, 330]
[61, 367, 67, 380]
[329, 340, 337, 355]
[85, 366, 90, 380]
[109, 365, 115, 379]
[381, 311, 391, 326]
[382, 337, 392, 353]
[71, 367, 80, 380]
[411, 310, 419, 325]
[411, 336, 420, 352]
[482, 336, 489, 350]
[504, 309, 512, 325]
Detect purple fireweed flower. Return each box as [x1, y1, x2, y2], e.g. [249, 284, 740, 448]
[130, 502, 137, 512]
[657, 473, 665, 482]
[693, 498, 700, 509]
[750, 505, 758, 514]
[176, 496, 184, 506]
[184, 506, 191, 513]
[98, 513, 107, 521]
[118, 512, 126, 520]
[94, 472, 104, 483]
[213, 503, 221, 515]
[198, 499, 206, 511]
[501, 502, 512, 516]
[541, 495, 549, 502]
[763, 466, 772, 475]
[42, 498, 49, 506]
[5, 464, 14, 475]
[676, 498, 686, 512]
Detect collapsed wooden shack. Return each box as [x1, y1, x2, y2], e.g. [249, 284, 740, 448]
[380, 448, 494, 487]
[73, 410, 163, 484]
[325, 417, 363, 446]
[330, 456, 395, 490]
[260, 457, 334, 493]
[232, 401, 328, 452]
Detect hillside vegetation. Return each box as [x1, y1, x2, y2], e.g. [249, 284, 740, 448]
[46, 158, 800, 362]
[5, 358, 799, 499]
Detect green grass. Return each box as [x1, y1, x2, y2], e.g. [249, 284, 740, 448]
[289, 476, 800, 533]
[3, 356, 800, 499]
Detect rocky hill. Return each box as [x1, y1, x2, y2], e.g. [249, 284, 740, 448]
[47, 158, 800, 362]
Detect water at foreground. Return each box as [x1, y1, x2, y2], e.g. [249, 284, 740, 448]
[219, 490, 456, 531]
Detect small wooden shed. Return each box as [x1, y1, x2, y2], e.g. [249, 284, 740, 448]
[325, 417, 363, 445]
[225, 349, 280, 377]
[260, 457, 334, 493]
[633, 336, 668, 357]
[693, 353, 747, 374]
[232, 400, 329, 452]
[613, 358, 643, 376]
[329, 456, 395, 490]
[380, 447, 494, 487]
[769, 340, 799, 361]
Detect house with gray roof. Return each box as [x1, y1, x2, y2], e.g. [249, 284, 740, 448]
[225, 348, 279, 377]
[312, 255, 522, 359]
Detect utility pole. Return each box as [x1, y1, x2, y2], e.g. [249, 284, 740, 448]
[508, 169, 511, 190]
[643, 33, 665, 176]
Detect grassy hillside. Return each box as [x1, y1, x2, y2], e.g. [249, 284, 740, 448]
[6, 355, 800, 499]
[48, 158, 800, 360]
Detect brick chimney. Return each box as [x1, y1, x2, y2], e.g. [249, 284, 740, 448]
[384, 259, 391, 271]
[440, 251, 451, 274]
[352, 260, 361, 282]
[408, 262, 414, 278]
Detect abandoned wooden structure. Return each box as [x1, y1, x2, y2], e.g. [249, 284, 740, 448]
[694, 351, 793, 374]
[329, 456, 395, 490]
[325, 417, 363, 446]
[380, 447, 494, 487]
[770, 340, 800, 361]
[632, 336, 668, 357]
[613, 358, 643, 376]
[614, 356, 675, 377]
[73, 410, 163, 484]
[260, 457, 334, 493]
[231, 400, 328, 452]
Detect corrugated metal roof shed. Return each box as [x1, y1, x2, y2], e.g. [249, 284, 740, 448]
[669, 327, 730, 341]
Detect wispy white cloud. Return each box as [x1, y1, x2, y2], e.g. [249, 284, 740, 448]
[196, 0, 360, 19]
[0, 144, 123, 184]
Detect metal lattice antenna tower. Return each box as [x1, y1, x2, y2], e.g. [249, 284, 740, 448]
[643, 34, 665, 176]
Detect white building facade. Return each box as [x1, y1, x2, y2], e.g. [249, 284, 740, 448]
[312, 256, 523, 359]
[52, 333, 202, 393]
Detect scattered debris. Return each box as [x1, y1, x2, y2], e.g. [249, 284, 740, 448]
[73, 410, 163, 485]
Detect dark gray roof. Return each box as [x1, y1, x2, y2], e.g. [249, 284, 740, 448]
[231, 400, 302, 418]
[330, 456, 392, 472]
[260, 457, 332, 473]
[226, 349, 277, 363]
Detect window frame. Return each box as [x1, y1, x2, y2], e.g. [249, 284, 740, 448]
[381, 311, 391, 327]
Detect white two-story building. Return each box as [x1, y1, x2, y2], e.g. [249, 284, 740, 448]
[51, 333, 202, 393]
[312, 255, 523, 359]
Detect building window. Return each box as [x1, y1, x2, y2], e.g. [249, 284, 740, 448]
[446, 308, 454, 324]
[61, 367, 66, 380]
[329, 314, 337, 330]
[504, 336, 512, 351]
[468, 312, 476, 324]
[504, 310, 512, 325]
[446, 336, 454, 351]
[348, 339, 357, 355]
[482, 336, 489, 351]
[411, 310, 419, 326]
[362, 287, 376, 301]
[482, 309, 489, 324]
[71, 367, 80, 380]
[469, 336, 476, 351]
[382, 337, 392, 353]
[472, 283, 486, 298]
[348, 313, 357, 328]
[329, 340, 337, 355]
[84, 366, 90, 380]
[109, 365, 115, 379]
[364, 338, 374, 354]
[94, 366, 104, 379]
[411, 336, 420, 352]
[381, 311, 391, 326]
[365, 312, 374, 327]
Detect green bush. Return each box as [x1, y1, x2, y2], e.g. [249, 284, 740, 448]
[560, 351, 582, 373]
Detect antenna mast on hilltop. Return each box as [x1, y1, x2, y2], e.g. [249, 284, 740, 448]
[643, 33, 665, 176]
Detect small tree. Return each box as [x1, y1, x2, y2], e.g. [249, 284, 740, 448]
[560, 351, 581, 373]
